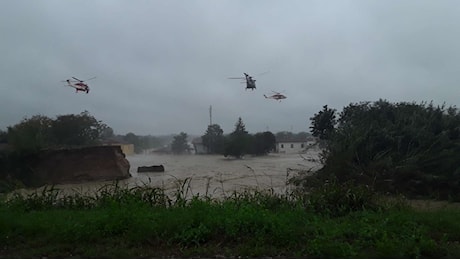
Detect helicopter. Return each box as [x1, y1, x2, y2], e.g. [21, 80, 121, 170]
[63, 77, 96, 93]
[228, 73, 257, 90]
[264, 91, 287, 102]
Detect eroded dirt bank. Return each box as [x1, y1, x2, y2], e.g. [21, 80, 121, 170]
[31, 145, 131, 185]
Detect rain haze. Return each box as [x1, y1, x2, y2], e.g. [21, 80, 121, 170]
[2, 0, 460, 136]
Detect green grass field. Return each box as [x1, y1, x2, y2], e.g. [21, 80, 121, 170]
[1, 183, 460, 258]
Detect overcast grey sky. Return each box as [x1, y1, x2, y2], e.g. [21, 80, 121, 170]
[1, 0, 460, 136]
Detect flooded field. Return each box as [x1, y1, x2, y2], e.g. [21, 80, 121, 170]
[126, 151, 321, 197]
[20, 150, 321, 198]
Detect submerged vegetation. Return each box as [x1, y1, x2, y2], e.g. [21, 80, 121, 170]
[1, 182, 460, 258]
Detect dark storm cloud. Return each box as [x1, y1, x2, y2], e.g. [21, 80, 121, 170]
[1, 0, 460, 135]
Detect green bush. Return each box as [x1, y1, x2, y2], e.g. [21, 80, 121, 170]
[307, 100, 460, 200]
[303, 181, 382, 216]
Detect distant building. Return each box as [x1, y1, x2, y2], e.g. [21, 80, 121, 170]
[191, 137, 207, 154]
[119, 143, 134, 156]
[275, 136, 316, 154]
[100, 139, 134, 156]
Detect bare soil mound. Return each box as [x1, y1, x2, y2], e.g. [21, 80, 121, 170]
[32, 145, 131, 185]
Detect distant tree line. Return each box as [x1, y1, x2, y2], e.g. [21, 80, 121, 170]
[303, 99, 460, 201]
[160, 119, 311, 157]
[4, 111, 112, 152]
[120, 132, 165, 154]
[169, 118, 311, 157]
[200, 117, 277, 158]
[0, 111, 116, 191]
[1, 112, 177, 155]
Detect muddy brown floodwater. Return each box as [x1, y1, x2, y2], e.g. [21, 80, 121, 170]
[126, 151, 322, 197]
[23, 150, 322, 199]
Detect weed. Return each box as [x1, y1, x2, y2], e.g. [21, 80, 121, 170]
[304, 180, 382, 217]
[1, 181, 460, 258]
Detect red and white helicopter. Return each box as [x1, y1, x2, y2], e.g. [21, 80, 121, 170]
[264, 91, 287, 102]
[63, 77, 96, 93]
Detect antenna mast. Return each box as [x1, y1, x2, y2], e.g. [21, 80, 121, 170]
[209, 105, 213, 126]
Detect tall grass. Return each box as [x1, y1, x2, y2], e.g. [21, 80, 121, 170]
[1, 180, 460, 258]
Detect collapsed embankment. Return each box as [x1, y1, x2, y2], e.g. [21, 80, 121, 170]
[29, 145, 131, 185]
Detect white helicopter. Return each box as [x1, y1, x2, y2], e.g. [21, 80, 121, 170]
[63, 77, 96, 93]
[264, 91, 287, 102]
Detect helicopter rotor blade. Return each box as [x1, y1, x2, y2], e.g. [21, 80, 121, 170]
[257, 71, 270, 76]
[72, 77, 83, 82]
[228, 77, 245, 79]
[84, 76, 97, 81]
[272, 89, 286, 94]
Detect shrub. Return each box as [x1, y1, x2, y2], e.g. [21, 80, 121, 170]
[302, 180, 382, 217]
[307, 100, 460, 200]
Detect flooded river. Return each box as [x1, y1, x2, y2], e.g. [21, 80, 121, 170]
[23, 150, 322, 198]
[126, 151, 321, 197]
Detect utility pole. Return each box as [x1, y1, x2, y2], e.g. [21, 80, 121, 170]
[209, 105, 213, 126]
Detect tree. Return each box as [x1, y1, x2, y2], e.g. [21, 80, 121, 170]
[6, 111, 111, 150]
[232, 117, 247, 136]
[100, 126, 115, 140]
[139, 135, 161, 150]
[300, 100, 460, 200]
[309, 105, 336, 141]
[171, 132, 190, 154]
[251, 131, 276, 155]
[0, 129, 8, 143]
[275, 131, 294, 141]
[224, 117, 251, 158]
[122, 134, 160, 153]
[202, 124, 225, 154]
[51, 111, 106, 146]
[7, 115, 53, 151]
[123, 132, 142, 153]
[294, 131, 311, 140]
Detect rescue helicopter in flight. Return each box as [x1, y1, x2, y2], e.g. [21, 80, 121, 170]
[63, 77, 96, 93]
[264, 91, 287, 102]
[228, 73, 257, 90]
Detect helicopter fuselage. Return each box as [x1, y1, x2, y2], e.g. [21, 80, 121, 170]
[245, 78, 256, 90]
[264, 94, 286, 101]
[66, 80, 89, 93]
